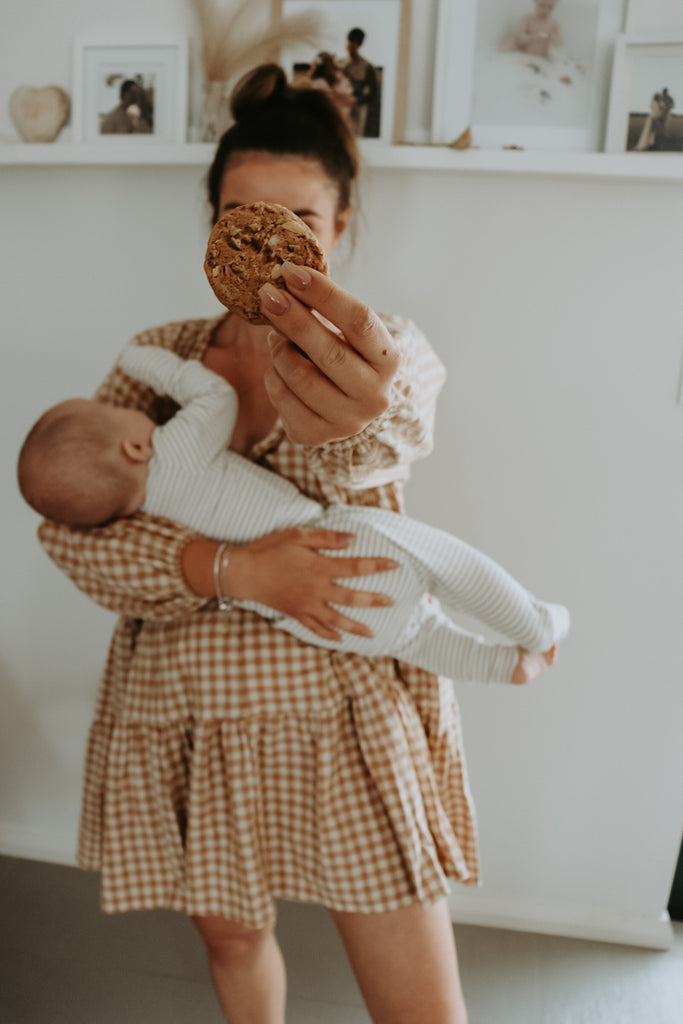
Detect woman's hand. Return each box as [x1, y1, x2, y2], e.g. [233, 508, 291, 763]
[227, 528, 397, 641]
[258, 262, 401, 446]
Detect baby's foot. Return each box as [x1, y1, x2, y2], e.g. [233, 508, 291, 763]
[511, 644, 558, 685]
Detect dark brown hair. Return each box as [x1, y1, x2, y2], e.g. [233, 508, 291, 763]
[207, 63, 359, 224]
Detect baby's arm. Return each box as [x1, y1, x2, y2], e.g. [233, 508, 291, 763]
[500, 15, 535, 52]
[119, 345, 238, 467]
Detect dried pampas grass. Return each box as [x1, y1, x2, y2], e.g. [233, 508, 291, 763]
[189, 0, 323, 83]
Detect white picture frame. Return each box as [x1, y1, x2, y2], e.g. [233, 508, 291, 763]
[273, 0, 411, 144]
[605, 33, 683, 152]
[464, 0, 624, 152]
[431, 0, 478, 144]
[71, 38, 189, 144]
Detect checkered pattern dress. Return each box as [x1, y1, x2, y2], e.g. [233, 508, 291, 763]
[38, 313, 481, 927]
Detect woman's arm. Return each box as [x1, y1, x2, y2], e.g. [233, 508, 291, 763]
[37, 324, 215, 622]
[38, 513, 209, 621]
[37, 317, 403, 633]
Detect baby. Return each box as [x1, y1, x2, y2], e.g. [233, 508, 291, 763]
[500, 0, 562, 60]
[18, 344, 570, 686]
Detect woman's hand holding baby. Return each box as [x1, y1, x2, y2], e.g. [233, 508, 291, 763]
[182, 530, 397, 641]
[227, 528, 397, 641]
[260, 263, 400, 446]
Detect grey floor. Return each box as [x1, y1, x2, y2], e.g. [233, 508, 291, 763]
[1, 855, 681, 1024]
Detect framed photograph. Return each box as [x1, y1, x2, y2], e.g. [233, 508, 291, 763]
[71, 38, 189, 144]
[431, 0, 478, 144]
[605, 34, 683, 151]
[272, 0, 411, 143]
[465, 0, 620, 151]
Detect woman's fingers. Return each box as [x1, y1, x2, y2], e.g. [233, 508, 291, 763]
[261, 285, 380, 402]
[263, 343, 361, 446]
[258, 268, 401, 445]
[279, 263, 400, 375]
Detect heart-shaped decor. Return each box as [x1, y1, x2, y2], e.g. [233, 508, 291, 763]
[9, 85, 70, 143]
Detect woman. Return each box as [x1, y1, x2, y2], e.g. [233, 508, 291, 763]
[38, 64, 473, 1023]
[633, 87, 674, 151]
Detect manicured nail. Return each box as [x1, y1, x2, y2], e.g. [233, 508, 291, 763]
[259, 283, 290, 315]
[281, 261, 311, 289]
[267, 329, 286, 349]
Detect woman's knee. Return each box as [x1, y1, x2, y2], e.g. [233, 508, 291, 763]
[192, 914, 274, 961]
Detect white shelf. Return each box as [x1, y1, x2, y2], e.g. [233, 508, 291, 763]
[1, 141, 682, 181]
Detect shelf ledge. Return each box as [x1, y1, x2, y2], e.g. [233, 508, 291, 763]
[1, 141, 682, 181]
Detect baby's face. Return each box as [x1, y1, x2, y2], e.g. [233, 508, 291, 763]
[535, 0, 558, 15]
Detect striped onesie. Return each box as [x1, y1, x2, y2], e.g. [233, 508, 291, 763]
[120, 344, 570, 684]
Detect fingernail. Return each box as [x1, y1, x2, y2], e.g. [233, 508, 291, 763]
[259, 283, 290, 315]
[281, 261, 311, 289]
[379, 596, 395, 606]
[267, 329, 286, 349]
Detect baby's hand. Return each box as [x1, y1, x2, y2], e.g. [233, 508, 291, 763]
[511, 644, 558, 685]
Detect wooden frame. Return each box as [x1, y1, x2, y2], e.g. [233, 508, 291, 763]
[71, 37, 189, 145]
[272, 0, 411, 144]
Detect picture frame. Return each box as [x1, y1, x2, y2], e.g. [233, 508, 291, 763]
[431, 0, 478, 144]
[456, 0, 624, 152]
[71, 38, 189, 144]
[272, 0, 411, 144]
[605, 34, 683, 152]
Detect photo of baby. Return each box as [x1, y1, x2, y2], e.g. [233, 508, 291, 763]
[471, 0, 602, 145]
[500, 0, 563, 61]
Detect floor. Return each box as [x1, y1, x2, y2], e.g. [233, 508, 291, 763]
[1, 855, 681, 1023]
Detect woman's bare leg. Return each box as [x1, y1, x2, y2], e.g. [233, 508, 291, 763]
[330, 898, 468, 1024]
[192, 914, 286, 1024]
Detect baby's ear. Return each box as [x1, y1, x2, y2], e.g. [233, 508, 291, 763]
[121, 439, 153, 464]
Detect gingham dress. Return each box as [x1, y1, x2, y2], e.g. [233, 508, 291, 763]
[38, 313, 481, 927]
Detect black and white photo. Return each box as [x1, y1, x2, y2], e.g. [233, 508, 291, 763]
[72, 39, 188, 144]
[275, 1, 410, 143]
[606, 35, 683, 152]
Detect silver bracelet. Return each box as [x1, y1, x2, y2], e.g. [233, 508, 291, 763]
[213, 543, 233, 612]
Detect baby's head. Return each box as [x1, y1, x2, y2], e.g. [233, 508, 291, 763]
[17, 398, 154, 526]
[534, 0, 559, 14]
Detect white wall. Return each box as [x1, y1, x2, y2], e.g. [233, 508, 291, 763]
[2, 0, 682, 951]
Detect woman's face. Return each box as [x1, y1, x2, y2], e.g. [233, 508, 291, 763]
[217, 152, 351, 257]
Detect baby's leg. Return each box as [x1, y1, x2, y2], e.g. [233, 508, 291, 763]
[394, 603, 520, 684]
[364, 508, 570, 651]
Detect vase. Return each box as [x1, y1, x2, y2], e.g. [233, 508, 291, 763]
[201, 80, 232, 143]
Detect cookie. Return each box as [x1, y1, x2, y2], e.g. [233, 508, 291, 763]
[204, 201, 329, 324]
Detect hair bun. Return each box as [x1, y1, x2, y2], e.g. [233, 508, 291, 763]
[231, 64, 289, 121]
